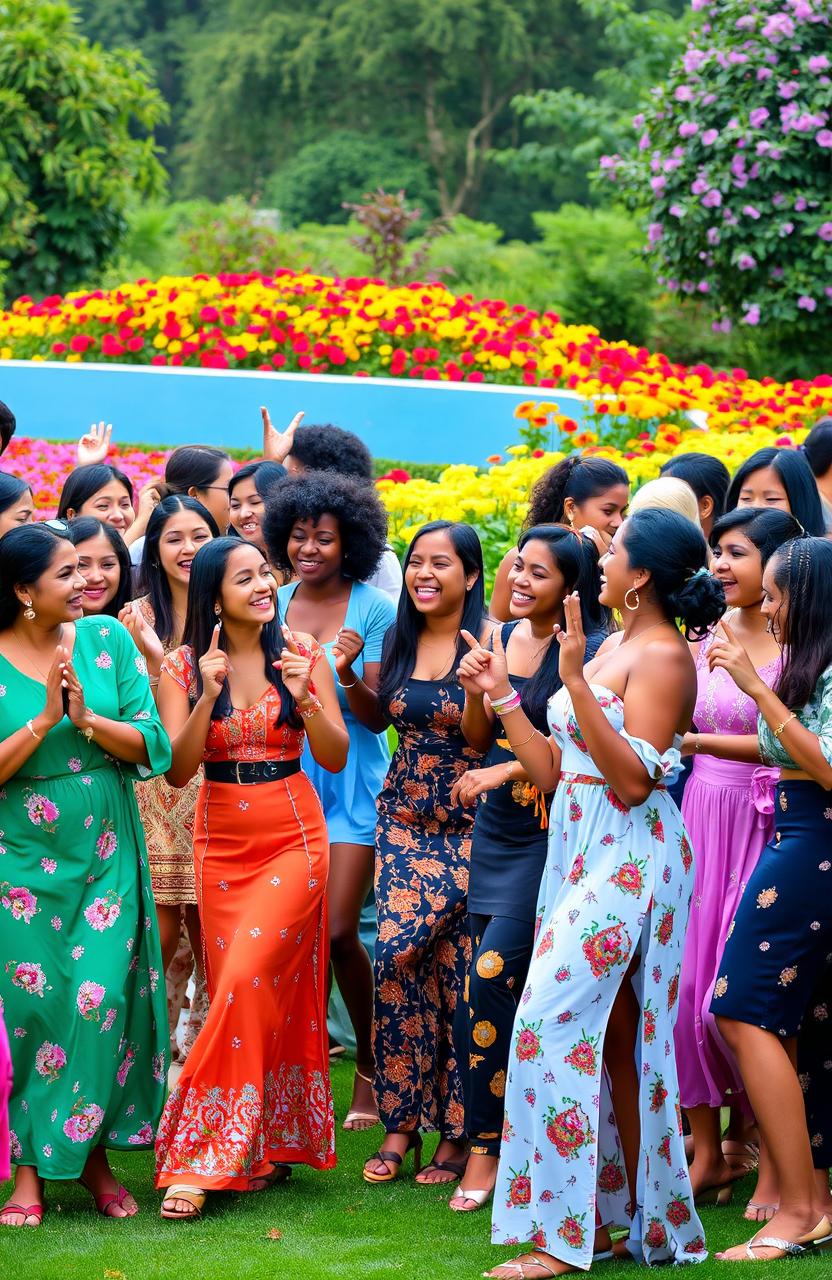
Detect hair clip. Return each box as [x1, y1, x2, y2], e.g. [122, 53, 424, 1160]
[686, 565, 710, 583]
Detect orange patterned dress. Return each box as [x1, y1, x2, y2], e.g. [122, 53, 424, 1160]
[154, 645, 335, 1189]
[134, 596, 199, 906]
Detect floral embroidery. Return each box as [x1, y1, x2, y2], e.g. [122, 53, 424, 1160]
[34, 1041, 67, 1083]
[6, 960, 49, 997]
[63, 1099, 105, 1143]
[756, 886, 778, 909]
[23, 790, 60, 832]
[76, 980, 106, 1021]
[95, 820, 118, 861]
[83, 890, 122, 931]
[94, 651, 113, 669]
[0, 883, 38, 924]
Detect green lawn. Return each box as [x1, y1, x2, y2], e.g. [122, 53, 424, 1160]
[1, 1062, 828, 1279]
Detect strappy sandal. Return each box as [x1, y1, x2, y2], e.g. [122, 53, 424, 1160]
[482, 1253, 560, 1278]
[342, 1069, 380, 1131]
[78, 1178, 138, 1217]
[415, 1154, 468, 1185]
[449, 1185, 493, 1212]
[723, 1138, 759, 1170]
[719, 1217, 832, 1262]
[159, 1185, 207, 1220]
[247, 1162, 292, 1192]
[363, 1131, 423, 1183]
[0, 1202, 43, 1228]
[744, 1200, 778, 1222]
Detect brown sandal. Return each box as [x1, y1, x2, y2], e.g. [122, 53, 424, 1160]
[160, 1185, 207, 1220]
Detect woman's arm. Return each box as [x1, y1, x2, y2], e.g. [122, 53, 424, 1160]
[681, 731, 763, 763]
[157, 673, 215, 786]
[0, 646, 66, 785]
[488, 547, 517, 623]
[302, 654, 349, 772]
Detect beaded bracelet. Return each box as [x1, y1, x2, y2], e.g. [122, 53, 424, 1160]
[492, 692, 522, 716]
[489, 686, 518, 710]
[298, 697, 323, 721]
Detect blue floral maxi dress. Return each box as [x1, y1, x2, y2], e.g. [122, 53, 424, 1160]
[0, 617, 171, 1177]
[491, 685, 707, 1268]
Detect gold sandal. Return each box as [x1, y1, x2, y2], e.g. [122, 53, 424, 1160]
[160, 1184, 207, 1220]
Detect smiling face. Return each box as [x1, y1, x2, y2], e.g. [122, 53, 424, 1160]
[0, 488, 34, 536]
[404, 528, 477, 618]
[598, 521, 646, 610]
[565, 483, 629, 538]
[71, 479, 135, 533]
[17, 539, 86, 624]
[218, 543, 276, 625]
[737, 465, 790, 513]
[761, 557, 788, 642]
[711, 528, 764, 609]
[229, 476, 268, 548]
[508, 538, 567, 622]
[75, 531, 123, 615]
[287, 513, 343, 586]
[192, 459, 235, 530]
[158, 510, 214, 590]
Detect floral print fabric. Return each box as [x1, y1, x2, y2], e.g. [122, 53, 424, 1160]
[492, 684, 706, 1267]
[0, 617, 171, 1177]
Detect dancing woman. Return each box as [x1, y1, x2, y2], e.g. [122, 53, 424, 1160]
[463, 509, 723, 1276]
[708, 536, 832, 1262]
[449, 526, 607, 1214]
[154, 538, 348, 1220]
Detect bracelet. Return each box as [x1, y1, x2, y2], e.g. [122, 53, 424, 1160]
[79, 709, 96, 742]
[298, 697, 323, 721]
[773, 712, 797, 740]
[510, 728, 539, 748]
[337, 677, 358, 689]
[693, 735, 702, 753]
[489, 686, 519, 710]
[26, 719, 41, 741]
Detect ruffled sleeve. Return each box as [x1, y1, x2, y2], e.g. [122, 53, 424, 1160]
[619, 729, 682, 783]
[161, 645, 195, 694]
[111, 619, 172, 780]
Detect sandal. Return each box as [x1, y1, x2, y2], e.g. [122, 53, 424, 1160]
[248, 1162, 291, 1192]
[159, 1184, 207, 1220]
[416, 1154, 468, 1185]
[718, 1217, 832, 1262]
[744, 1200, 778, 1223]
[78, 1178, 138, 1217]
[0, 1202, 43, 1228]
[449, 1185, 493, 1212]
[482, 1253, 560, 1278]
[723, 1139, 759, 1170]
[363, 1131, 423, 1183]
[342, 1069, 380, 1132]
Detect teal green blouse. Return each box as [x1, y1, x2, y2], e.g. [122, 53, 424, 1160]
[759, 664, 832, 770]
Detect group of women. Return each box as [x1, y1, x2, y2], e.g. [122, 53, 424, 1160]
[0, 396, 831, 1276]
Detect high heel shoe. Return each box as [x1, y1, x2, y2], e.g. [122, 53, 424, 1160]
[449, 1185, 493, 1213]
[362, 1131, 423, 1183]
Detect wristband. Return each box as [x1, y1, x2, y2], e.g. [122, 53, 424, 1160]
[298, 697, 323, 721]
[493, 692, 522, 716]
[26, 719, 42, 741]
[489, 686, 519, 710]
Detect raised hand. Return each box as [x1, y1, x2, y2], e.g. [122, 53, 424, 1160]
[60, 656, 88, 726]
[707, 620, 763, 697]
[457, 627, 510, 699]
[276, 625, 315, 704]
[135, 478, 163, 524]
[77, 421, 113, 466]
[331, 627, 364, 679]
[450, 764, 508, 807]
[118, 602, 165, 675]
[262, 407, 304, 463]
[198, 623, 229, 702]
[579, 525, 612, 556]
[42, 644, 69, 728]
[553, 592, 587, 687]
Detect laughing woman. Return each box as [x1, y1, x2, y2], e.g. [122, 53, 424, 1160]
[154, 538, 348, 1220]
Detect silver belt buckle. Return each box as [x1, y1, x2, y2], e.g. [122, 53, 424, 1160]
[234, 761, 256, 786]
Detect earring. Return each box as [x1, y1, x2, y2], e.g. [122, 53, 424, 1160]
[624, 586, 640, 612]
[566, 512, 575, 528]
[214, 603, 222, 618]
[23, 599, 35, 621]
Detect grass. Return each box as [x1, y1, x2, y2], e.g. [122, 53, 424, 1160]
[1, 1062, 829, 1279]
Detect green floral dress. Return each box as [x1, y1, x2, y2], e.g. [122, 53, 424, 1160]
[0, 616, 171, 1178]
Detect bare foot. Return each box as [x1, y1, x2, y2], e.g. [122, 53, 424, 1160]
[0, 1167, 43, 1227]
[716, 1209, 828, 1261]
[342, 1067, 379, 1133]
[689, 1155, 749, 1198]
[415, 1138, 467, 1185]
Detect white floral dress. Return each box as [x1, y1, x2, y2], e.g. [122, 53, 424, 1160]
[491, 684, 707, 1267]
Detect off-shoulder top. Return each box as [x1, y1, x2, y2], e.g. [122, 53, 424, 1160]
[161, 644, 313, 764]
[759, 664, 832, 771]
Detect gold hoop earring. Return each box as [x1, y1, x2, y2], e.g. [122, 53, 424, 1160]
[624, 586, 640, 612]
[23, 600, 35, 621]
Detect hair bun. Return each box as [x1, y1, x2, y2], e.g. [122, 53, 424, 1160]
[668, 572, 725, 640]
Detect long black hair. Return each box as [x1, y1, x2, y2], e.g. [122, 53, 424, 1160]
[710, 508, 805, 567]
[769, 537, 832, 710]
[141, 495, 220, 646]
[377, 520, 484, 711]
[526, 454, 629, 529]
[164, 444, 230, 493]
[0, 400, 15, 455]
[65, 517, 132, 616]
[802, 417, 832, 479]
[660, 452, 730, 520]
[0, 524, 70, 629]
[228, 459, 287, 508]
[57, 464, 134, 519]
[182, 537, 299, 727]
[513, 525, 607, 726]
[0, 472, 32, 519]
[725, 446, 825, 536]
[621, 509, 726, 640]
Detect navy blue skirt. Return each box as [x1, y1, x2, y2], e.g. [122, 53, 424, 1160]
[710, 780, 832, 1038]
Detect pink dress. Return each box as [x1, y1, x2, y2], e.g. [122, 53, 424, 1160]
[675, 631, 779, 1109]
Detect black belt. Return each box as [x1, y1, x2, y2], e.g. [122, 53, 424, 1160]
[204, 759, 301, 786]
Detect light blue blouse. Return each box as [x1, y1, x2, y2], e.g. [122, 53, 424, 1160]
[277, 579, 396, 845]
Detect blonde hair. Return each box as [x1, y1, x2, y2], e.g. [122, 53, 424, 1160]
[629, 476, 700, 526]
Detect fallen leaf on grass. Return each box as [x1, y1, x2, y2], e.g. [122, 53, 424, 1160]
[266, 1228, 283, 1240]
[104, 1271, 126, 1279]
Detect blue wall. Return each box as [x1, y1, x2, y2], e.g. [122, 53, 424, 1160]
[0, 360, 589, 464]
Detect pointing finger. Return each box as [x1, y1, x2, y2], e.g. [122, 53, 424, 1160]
[460, 628, 480, 651]
[207, 623, 221, 651]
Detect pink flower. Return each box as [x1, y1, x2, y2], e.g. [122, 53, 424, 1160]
[51, 916, 61, 931]
[809, 56, 830, 74]
[128, 1122, 153, 1146]
[795, 196, 808, 211]
[648, 222, 663, 243]
[83, 893, 121, 932]
[76, 980, 106, 1021]
[116, 1045, 135, 1087]
[679, 121, 699, 138]
[34, 1041, 67, 1083]
[6, 960, 48, 997]
[816, 130, 832, 148]
[94, 651, 112, 669]
[63, 1102, 104, 1143]
[742, 205, 761, 219]
[761, 14, 795, 41]
[819, 223, 832, 242]
[1, 884, 38, 924]
[778, 81, 800, 100]
[25, 793, 60, 828]
[702, 189, 722, 208]
[738, 254, 757, 270]
[701, 128, 719, 145]
[669, 204, 685, 218]
[67, 758, 82, 773]
[674, 85, 694, 102]
[749, 108, 770, 128]
[95, 827, 118, 861]
[742, 305, 761, 326]
[798, 296, 817, 312]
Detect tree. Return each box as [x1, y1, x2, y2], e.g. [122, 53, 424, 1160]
[614, 0, 832, 367]
[0, 0, 167, 299]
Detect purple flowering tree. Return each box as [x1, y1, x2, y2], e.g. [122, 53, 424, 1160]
[613, 0, 832, 359]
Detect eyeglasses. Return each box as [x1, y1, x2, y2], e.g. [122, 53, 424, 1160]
[200, 486, 230, 495]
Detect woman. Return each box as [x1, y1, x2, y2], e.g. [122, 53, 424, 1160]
[0, 525, 170, 1227]
[65, 518, 132, 617]
[629, 476, 701, 525]
[660, 453, 730, 540]
[266, 473, 396, 1132]
[154, 538, 348, 1220]
[490, 456, 629, 620]
[801, 417, 832, 532]
[128, 445, 234, 567]
[0, 474, 34, 537]
[449, 526, 608, 1214]
[229, 460, 287, 552]
[708, 537, 832, 1261]
[465, 508, 723, 1275]
[359, 521, 487, 1187]
[57, 464, 137, 538]
[725, 446, 826, 537]
[676, 509, 801, 1209]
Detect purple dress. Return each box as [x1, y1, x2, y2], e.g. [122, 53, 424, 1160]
[675, 631, 779, 1109]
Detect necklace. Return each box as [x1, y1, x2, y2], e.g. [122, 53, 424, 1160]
[10, 623, 64, 681]
[619, 620, 669, 646]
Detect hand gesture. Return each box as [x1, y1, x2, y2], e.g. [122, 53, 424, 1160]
[262, 407, 304, 463]
[135, 478, 163, 523]
[707, 620, 763, 698]
[579, 525, 613, 556]
[60, 656, 88, 726]
[198, 624, 229, 703]
[553, 592, 586, 686]
[457, 627, 510, 699]
[450, 765, 507, 808]
[118, 602, 165, 676]
[77, 421, 113, 466]
[42, 644, 69, 728]
[275, 626, 315, 704]
[331, 627, 364, 679]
